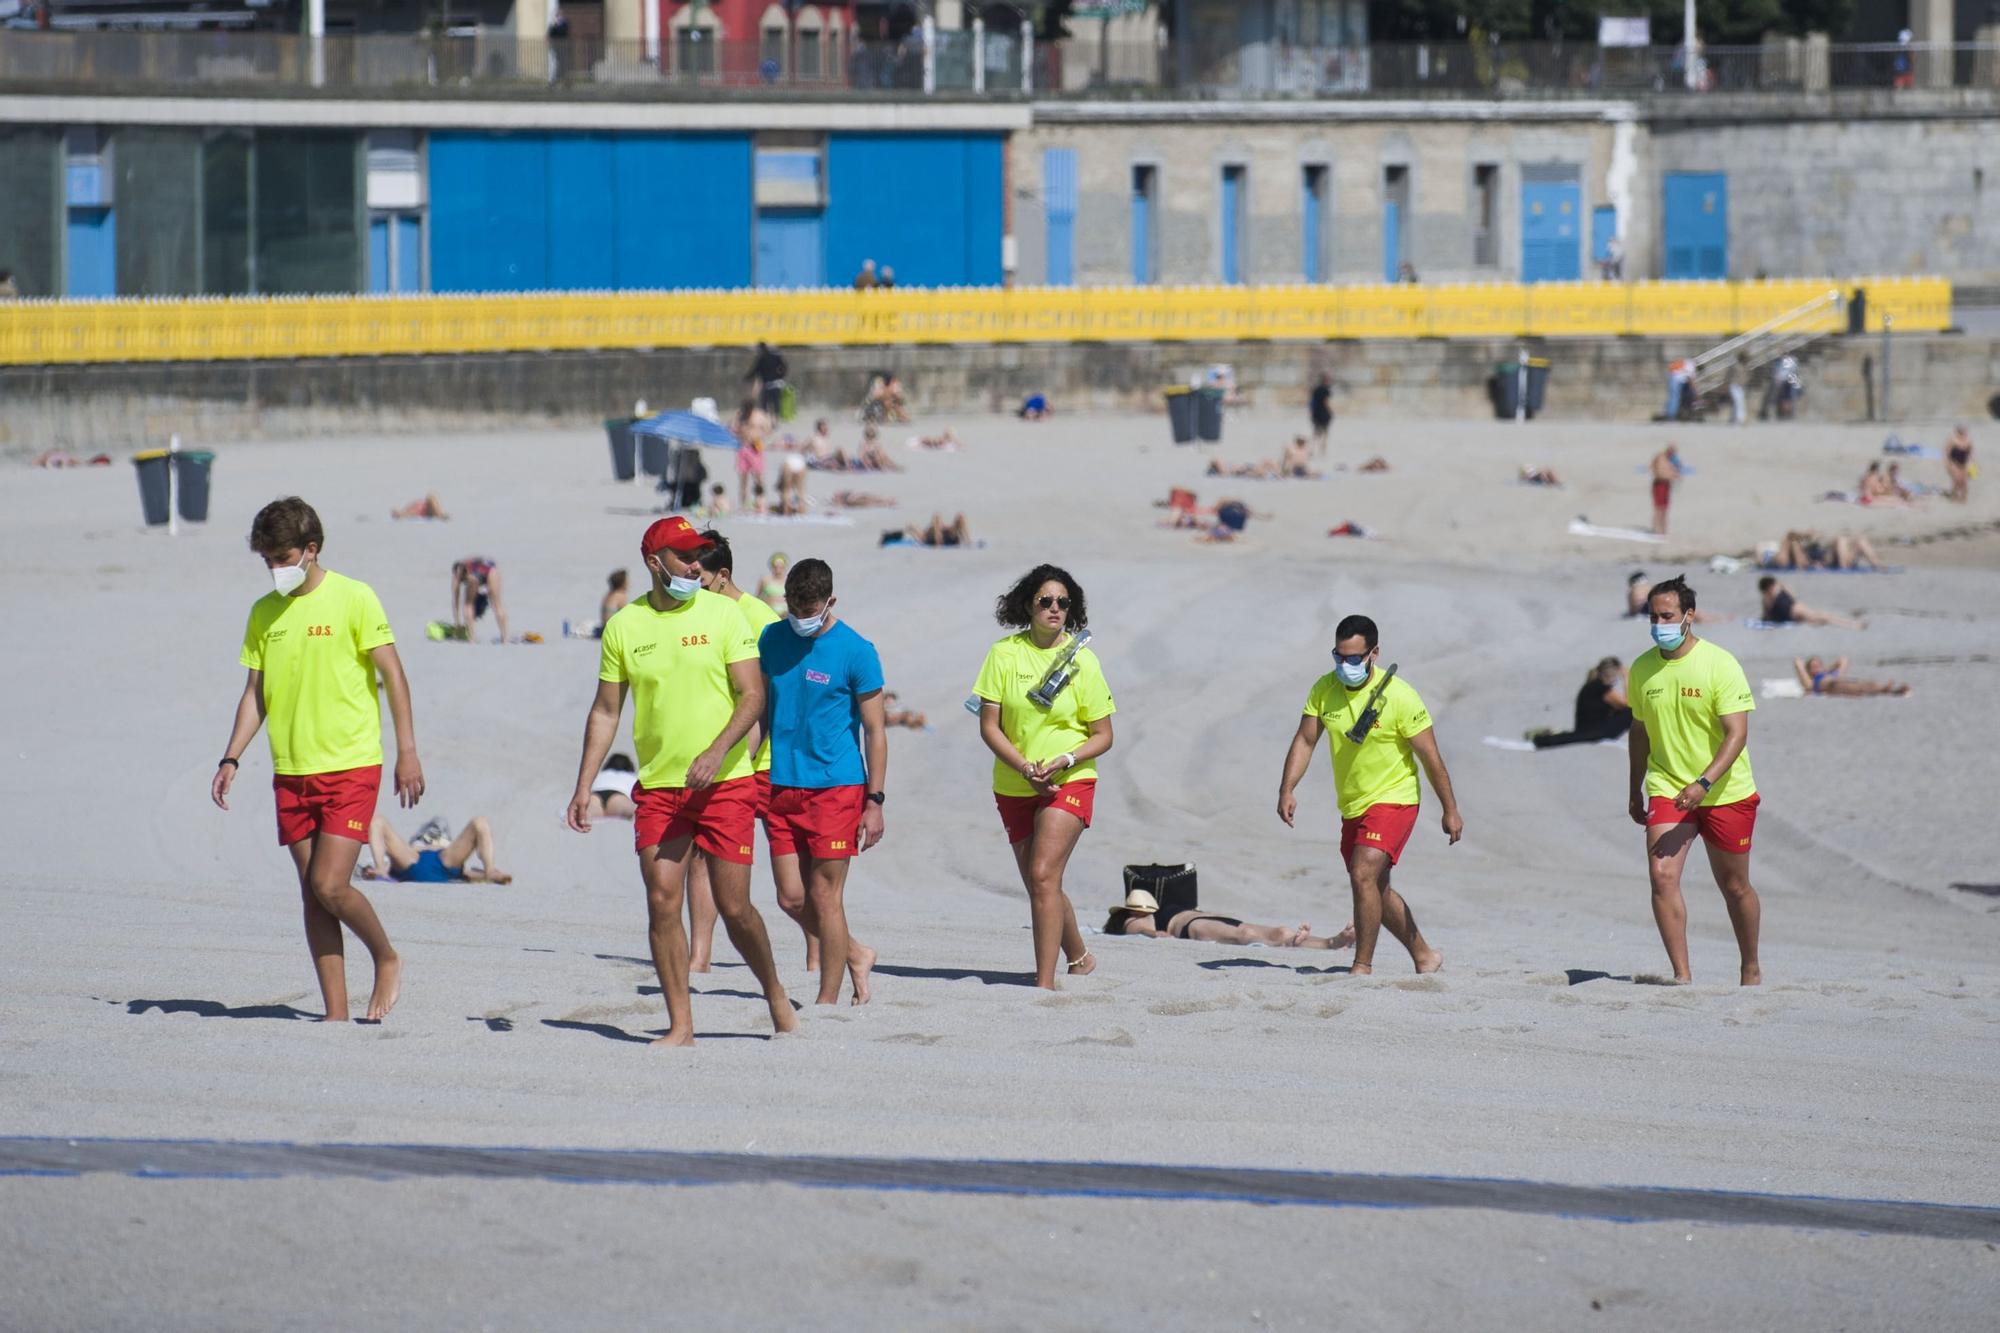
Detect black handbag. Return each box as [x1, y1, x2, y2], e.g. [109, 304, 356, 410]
[1122, 863, 1197, 919]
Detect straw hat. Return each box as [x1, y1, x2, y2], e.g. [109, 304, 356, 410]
[1112, 888, 1160, 916]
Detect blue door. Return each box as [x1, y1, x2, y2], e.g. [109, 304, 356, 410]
[1520, 180, 1582, 283]
[1220, 165, 1244, 284]
[1382, 201, 1400, 282]
[1663, 172, 1727, 279]
[1044, 148, 1076, 286]
[1301, 165, 1326, 283]
[1131, 167, 1154, 284]
[368, 216, 391, 293]
[395, 215, 422, 292]
[754, 210, 825, 289]
[1590, 205, 1617, 270]
[66, 206, 116, 297]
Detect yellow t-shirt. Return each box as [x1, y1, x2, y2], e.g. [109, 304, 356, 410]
[600, 590, 760, 790]
[735, 590, 782, 773]
[1302, 670, 1433, 820]
[1628, 638, 1756, 804]
[972, 632, 1115, 797]
[238, 570, 395, 776]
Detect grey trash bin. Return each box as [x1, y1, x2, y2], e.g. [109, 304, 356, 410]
[1524, 359, 1551, 417]
[1164, 386, 1197, 444]
[133, 449, 172, 526]
[172, 450, 215, 522]
[1195, 386, 1224, 441]
[605, 418, 637, 481]
[1491, 363, 1521, 419]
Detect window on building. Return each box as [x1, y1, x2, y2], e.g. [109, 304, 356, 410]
[1131, 163, 1157, 285]
[1301, 163, 1328, 282]
[798, 27, 822, 79]
[677, 27, 717, 77]
[1473, 163, 1499, 267]
[761, 24, 787, 76]
[1382, 163, 1410, 282]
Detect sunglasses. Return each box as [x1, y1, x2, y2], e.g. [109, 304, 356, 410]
[1331, 651, 1370, 666]
[1036, 596, 1072, 610]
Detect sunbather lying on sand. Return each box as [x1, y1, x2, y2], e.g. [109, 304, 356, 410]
[1103, 888, 1354, 950]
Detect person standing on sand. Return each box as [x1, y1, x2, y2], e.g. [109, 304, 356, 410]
[1649, 443, 1685, 536]
[758, 557, 885, 1005]
[564, 517, 796, 1046]
[1627, 575, 1763, 986]
[211, 496, 423, 1022]
[1308, 374, 1334, 455]
[973, 565, 1115, 990]
[1276, 614, 1461, 977]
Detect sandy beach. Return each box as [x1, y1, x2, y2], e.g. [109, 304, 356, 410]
[3, 405, 1998, 1327]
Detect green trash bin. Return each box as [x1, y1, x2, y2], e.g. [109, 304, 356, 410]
[172, 449, 215, 522]
[605, 418, 637, 481]
[133, 449, 172, 526]
[1195, 386, 1224, 442]
[1164, 386, 1198, 444]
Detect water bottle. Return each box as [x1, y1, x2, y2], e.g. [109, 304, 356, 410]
[963, 694, 984, 715]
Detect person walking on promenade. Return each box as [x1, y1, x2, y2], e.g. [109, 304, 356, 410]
[1628, 575, 1763, 986]
[1277, 614, 1461, 976]
[972, 565, 1115, 989]
[212, 496, 424, 1022]
[759, 557, 885, 1005]
[565, 517, 796, 1045]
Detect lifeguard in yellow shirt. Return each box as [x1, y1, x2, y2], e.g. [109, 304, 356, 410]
[1628, 575, 1763, 986]
[211, 497, 425, 1023]
[565, 517, 796, 1046]
[1277, 614, 1462, 977]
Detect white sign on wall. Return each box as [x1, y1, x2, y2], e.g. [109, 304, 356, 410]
[1598, 17, 1652, 47]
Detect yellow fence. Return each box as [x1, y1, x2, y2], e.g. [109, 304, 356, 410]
[0, 277, 1950, 366]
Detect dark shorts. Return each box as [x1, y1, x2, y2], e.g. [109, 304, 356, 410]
[393, 849, 465, 883]
[273, 766, 381, 846]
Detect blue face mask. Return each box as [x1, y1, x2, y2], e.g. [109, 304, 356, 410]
[1651, 619, 1687, 650]
[786, 612, 824, 637]
[1335, 659, 1370, 687]
[665, 573, 701, 601]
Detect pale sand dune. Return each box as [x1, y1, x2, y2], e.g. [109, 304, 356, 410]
[2, 410, 1997, 1323]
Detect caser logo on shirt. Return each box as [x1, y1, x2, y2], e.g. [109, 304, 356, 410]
[805, 669, 832, 685]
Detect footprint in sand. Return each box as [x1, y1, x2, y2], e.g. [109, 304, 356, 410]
[1061, 1029, 1135, 1048]
[876, 1032, 945, 1046]
[1147, 997, 1240, 1016]
[1390, 976, 1445, 993]
[1314, 1003, 1346, 1019]
[1036, 992, 1113, 1008]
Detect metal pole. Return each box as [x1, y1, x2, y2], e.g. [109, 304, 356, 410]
[1021, 19, 1033, 93]
[167, 433, 181, 537]
[922, 15, 936, 94]
[1515, 348, 1527, 423]
[308, 0, 325, 88]
[1682, 0, 1697, 90]
[1880, 315, 1893, 421]
[973, 17, 985, 93]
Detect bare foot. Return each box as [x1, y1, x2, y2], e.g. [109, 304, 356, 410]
[1415, 948, 1444, 975]
[689, 953, 713, 974]
[1067, 950, 1096, 977]
[1330, 921, 1357, 950]
[650, 1027, 695, 1048]
[485, 869, 513, 885]
[1348, 962, 1373, 976]
[768, 988, 800, 1035]
[365, 954, 402, 1021]
[1741, 964, 1762, 986]
[849, 944, 876, 1005]
[1288, 925, 1313, 947]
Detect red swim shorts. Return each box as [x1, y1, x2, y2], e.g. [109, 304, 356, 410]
[273, 765, 382, 846]
[765, 784, 867, 860]
[1647, 793, 1760, 853]
[1651, 479, 1672, 509]
[1340, 802, 1419, 866]
[994, 780, 1096, 844]
[635, 776, 759, 865]
[754, 770, 772, 816]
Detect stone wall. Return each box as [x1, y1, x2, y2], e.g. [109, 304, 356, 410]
[6, 334, 1993, 453]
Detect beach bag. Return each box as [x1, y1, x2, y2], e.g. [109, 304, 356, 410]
[1123, 863, 1197, 919]
[779, 383, 798, 421]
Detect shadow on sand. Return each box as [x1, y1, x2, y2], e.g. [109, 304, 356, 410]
[1565, 969, 1635, 986]
[870, 963, 1037, 988]
[121, 998, 318, 1021]
[1196, 957, 1349, 976]
[540, 1019, 770, 1044]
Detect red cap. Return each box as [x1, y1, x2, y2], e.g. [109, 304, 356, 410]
[641, 516, 707, 557]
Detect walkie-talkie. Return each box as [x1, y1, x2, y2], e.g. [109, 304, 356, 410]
[1345, 663, 1399, 743]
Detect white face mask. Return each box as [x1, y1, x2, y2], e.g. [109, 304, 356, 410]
[272, 560, 308, 595]
[786, 611, 825, 637]
[665, 573, 702, 601]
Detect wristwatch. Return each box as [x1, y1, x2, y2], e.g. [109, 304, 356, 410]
[865, 791, 886, 806]
[1695, 776, 1713, 791]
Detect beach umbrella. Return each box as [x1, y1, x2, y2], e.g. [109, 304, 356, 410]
[631, 411, 740, 450]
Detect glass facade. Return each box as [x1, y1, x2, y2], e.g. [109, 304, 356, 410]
[115, 128, 202, 297]
[202, 131, 253, 295]
[0, 127, 61, 297]
[254, 131, 361, 294]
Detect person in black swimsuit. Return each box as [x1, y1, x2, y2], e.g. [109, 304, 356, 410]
[1530, 657, 1632, 749]
[1102, 889, 1353, 950]
[1945, 424, 1974, 502]
[1759, 576, 1866, 629]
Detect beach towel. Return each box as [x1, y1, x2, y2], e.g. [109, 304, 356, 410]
[730, 512, 856, 527]
[1568, 518, 1664, 544]
[1761, 678, 1807, 699]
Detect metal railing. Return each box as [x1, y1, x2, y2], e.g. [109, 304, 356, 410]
[1689, 288, 1845, 398]
[2, 30, 1998, 99]
[0, 277, 1950, 367]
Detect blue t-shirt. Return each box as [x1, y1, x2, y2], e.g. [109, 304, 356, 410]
[759, 619, 885, 789]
